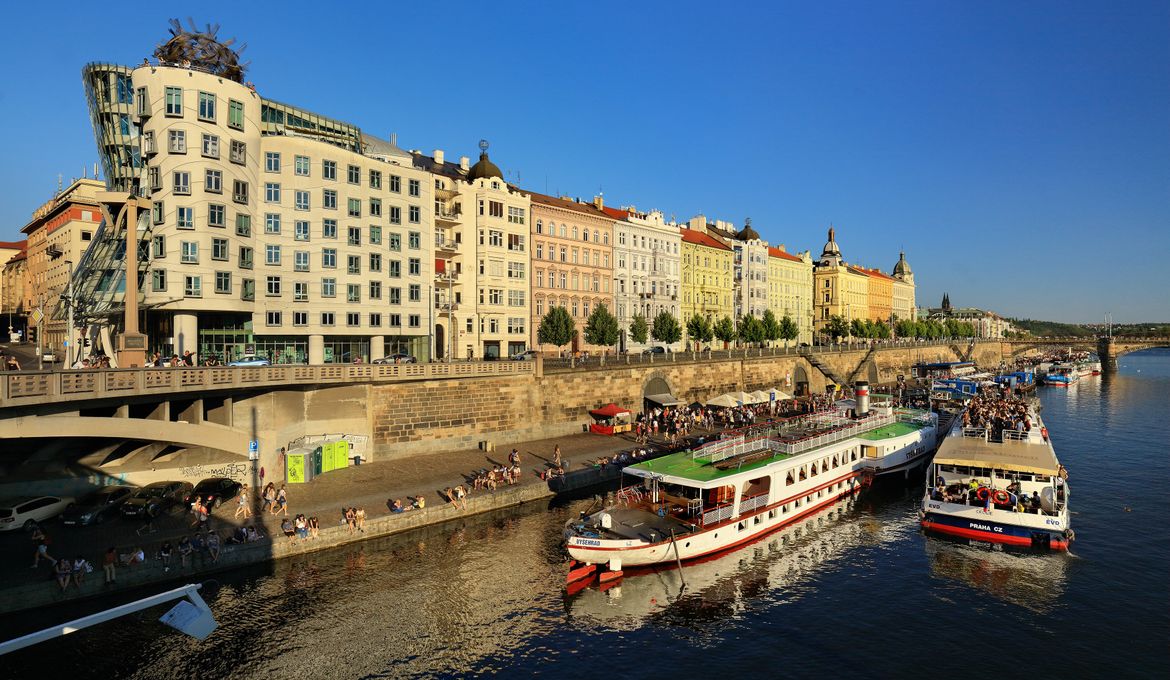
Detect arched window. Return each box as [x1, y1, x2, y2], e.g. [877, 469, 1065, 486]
[560, 224, 567, 238]
[572, 226, 578, 240]
[603, 232, 609, 245]
[536, 219, 543, 234]
[592, 229, 599, 243]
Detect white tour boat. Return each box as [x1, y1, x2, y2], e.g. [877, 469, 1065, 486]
[564, 383, 937, 580]
[919, 401, 1072, 551]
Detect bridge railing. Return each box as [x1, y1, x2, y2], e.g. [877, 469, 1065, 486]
[0, 361, 536, 409]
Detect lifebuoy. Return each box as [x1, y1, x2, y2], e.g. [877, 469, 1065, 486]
[976, 487, 991, 501]
[992, 490, 1011, 505]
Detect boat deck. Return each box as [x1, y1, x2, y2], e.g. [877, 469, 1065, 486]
[596, 507, 695, 542]
[857, 421, 921, 440]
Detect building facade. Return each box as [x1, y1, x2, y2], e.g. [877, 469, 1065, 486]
[679, 227, 733, 346]
[79, 40, 436, 364]
[1, 243, 27, 342]
[19, 178, 104, 358]
[857, 266, 894, 324]
[767, 245, 814, 345]
[529, 193, 614, 355]
[607, 204, 681, 352]
[729, 220, 771, 322]
[812, 227, 869, 338]
[891, 251, 916, 323]
[415, 145, 532, 360]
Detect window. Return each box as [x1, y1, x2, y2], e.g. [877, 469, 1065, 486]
[323, 219, 337, 239]
[348, 226, 361, 246]
[409, 314, 420, 328]
[152, 269, 166, 292]
[389, 314, 402, 327]
[167, 130, 187, 155]
[322, 278, 336, 298]
[389, 260, 401, 278]
[177, 207, 194, 229]
[265, 183, 281, 203]
[206, 169, 222, 194]
[508, 290, 525, 307]
[508, 234, 525, 252]
[408, 206, 420, 223]
[508, 206, 525, 224]
[212, 237, 228, 261]
[294, 220, 310, 241]
[242, 278, 255, 301]
[369, 313, 381, 327]
[265, 244, 281, 266]
[148, 166, 161, 192]
[239, 246, 253, 269]
[143, 131, 156, 156]
[408, 179, 420, 197]
[173, 171, 190, 195]
[266, 311, 281, 326]
[266, 276, 282, 296]
[201, 133, 219, 159]
[389, 287, 401, 304]
[389, 233, 401, 251]
[323, 189, 337, 210]
[536, 243, 543, 259]
[369, 198, 381, 217]
[321, 311, 335, 326]
[369, 169, 382, 189]
[197, 91, 216, 121]
[348, 198, 361, 217]
[347, 283, 361, 303]
[508, 317, 526, 334]
[228, 99, 244, 130]
[293, 311, 307, 325]
[295, 190, 309, 211]
[488, 201, 503, 218]
[265, 213, 281, 234]
[369, 253, 382, 272]
[185, 275, 202, 297]
[215, 271, 231, 294]
[232, 179, 248, 204]
[346, 312, 360, 327]
[295, 155, 310, 176]
[389, 206, 402, 224]
[408, 258, 420, 276]
[136, 86, 149, 115]
[488, 288, 503, 305]
[236, 214, 251, 237]
[369, 280, 382, 299]
[294, 282, 308, 301]
[152, 235, 166, 258]
[508, 261, 525, 279]
[323, 160, 336, 181]
[347, 165, 360, 184]
[409, 284, 421, 302]
[322, 248, 336, 268]
[165, 87, 182, 116]
[265, 152, 281, 173]
[488, 230, 504, 247]
[390, 175, 401, 193]
[536, 270, 543, 288]
[230, 140, 246, 165]
[408, 232, 421, 249]
[369, 225, 382, 245]
[294, 251, 309, 272]
[347, 255, 361, 275]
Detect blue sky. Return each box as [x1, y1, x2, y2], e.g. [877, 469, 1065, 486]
[1, 0, 1166, 322]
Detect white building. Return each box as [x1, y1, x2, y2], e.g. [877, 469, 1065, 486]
[608, 204, 681, 352]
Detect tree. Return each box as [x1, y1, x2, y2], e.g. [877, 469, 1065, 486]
[944, 319, 961, 338]
[779, 314, 799, 347]
[825, 315, 850, 342]
[686, 313, 713, 351]
[713, 315, 736, 348]
[739, 314, 764, 346]
[650, 311, 682, 347]
[895, 319, 917, 339]
[629, 314, 649, 345]
[583, 303, 619, 349]
[873, 320, 891, 339]
[761, 309, 782, 347]
[850, 318, 867, 339]
[537, 306, 574, 348]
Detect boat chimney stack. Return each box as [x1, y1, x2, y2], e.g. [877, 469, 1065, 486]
[855, 381, 870, 417]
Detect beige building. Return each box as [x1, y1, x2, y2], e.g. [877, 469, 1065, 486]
[857, 266, 894, 325]
[414, 144, 532, 360]
[606, 204, 681, 352]
[80, 49, 435, 363]
[18, 179, 103, 358]
[767, 245, 814, 345]
[529, 192, 614, 355]
[1, 242, 27, 341]
[891, 251, 916, 323]
[813, 227, 869, 338]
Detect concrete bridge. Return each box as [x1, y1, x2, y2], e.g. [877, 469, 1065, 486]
[1002, 336, 1170, 367]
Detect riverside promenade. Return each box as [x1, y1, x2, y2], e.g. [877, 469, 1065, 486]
[0, 428, 713, 616]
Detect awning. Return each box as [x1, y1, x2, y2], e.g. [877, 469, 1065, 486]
[933, 437, 1060, 476]
[590, 403, 631, 418]
[705, 394, 738, 408]
[645, 393, 681, 406]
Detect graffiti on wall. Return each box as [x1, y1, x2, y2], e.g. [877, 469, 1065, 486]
[179, 461, 249, 481]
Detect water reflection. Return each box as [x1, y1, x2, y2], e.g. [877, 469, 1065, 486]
[924, 540, 1070, 613]
[565, 497, 863, 630]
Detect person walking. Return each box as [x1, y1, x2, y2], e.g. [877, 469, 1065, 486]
[31, 526, 56, 568]
[274, 485, 288, 516]
[261, 483, 276, 514]
[235, 487, 251, 519]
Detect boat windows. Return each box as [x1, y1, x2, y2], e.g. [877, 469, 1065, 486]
[786, 472, 795, 486]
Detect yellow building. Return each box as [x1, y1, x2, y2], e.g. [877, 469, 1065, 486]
[680, 227, 733, 344]
[766, 245, 813, 345]
[812, 227, 869, 338]
[856, 266, 894, 324]
[891, 251, 916, 322]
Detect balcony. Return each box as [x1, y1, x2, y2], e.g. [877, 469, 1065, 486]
[434, 236, 460, 255]
[435, 206, 462, 225]
[435, 299, 459, 312]
[435, 270, 461, 286]
[434, 185, 459, 200]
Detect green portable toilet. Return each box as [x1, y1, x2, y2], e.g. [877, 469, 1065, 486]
[312, 446, 323, 476]
[286, 447, 315, 484]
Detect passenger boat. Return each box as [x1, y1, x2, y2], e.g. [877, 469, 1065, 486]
[1042, 363, 1078, 387]
[919, 401, 1072, 551]
[564, 383, 937, 577]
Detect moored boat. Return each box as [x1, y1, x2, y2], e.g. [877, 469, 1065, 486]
[1042, 363, 1078, 387]
[919, 397, 1072, 551]
[564, 385, 937, 577]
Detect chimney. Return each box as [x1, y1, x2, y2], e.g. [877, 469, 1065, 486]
[434, 149, 444, 165]
[778, 244, 786, 252]
[459, 156, 470, 171]
[593, 195, 603, 210]
[855, 381, 870, 417]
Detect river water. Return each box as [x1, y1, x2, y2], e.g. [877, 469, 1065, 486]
[3, 350, 1169, 679]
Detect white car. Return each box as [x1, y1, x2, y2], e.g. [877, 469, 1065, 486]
[0, 495, 75, 531]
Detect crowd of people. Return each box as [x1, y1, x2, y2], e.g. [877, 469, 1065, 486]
[962, 388, 1033, 441]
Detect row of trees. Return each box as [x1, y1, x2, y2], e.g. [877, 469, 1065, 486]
[821, 315, 977, 342]
[535, 304, 803, 351]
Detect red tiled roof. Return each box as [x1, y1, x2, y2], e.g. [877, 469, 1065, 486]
[0, 240, 26, 250]
[527, 191, 610, 218]
[857, 266, 896, 281]
[600, 206, 630, 221]
[680, 228, 732, 251]
[767, 246, 803, 263]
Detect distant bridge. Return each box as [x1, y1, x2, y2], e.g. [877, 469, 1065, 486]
[1002, 336, 1170, 363]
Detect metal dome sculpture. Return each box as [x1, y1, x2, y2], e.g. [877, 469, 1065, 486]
[153, 18, 249, 82]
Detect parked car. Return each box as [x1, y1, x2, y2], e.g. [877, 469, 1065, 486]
[642, 346, 670, 355]
[184, 477, 242, 510]
[511, 350, 538, 361]
[120, 481, 194, 518]
[0, 495, 75, 531]
[373, 353, 416, 364]
[229, 355, 270, 367]
[61, 485, 133, 526]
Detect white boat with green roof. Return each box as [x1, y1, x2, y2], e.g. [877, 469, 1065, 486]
[564, 383, 938, 572]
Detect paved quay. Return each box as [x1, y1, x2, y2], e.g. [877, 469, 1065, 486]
[0, 427, 716, 616]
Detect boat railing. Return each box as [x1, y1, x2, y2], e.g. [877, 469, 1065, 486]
[693, 412, 898, 462]
[1001, 429, 1030, 442]
[615, 485, 644, 506]
[737, 492, 770, 515]
[779, 413, 896, 456]
[702, 502, 735, 526]
[961, 426, 987, 440]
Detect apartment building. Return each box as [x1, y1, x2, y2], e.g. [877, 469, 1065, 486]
[606, 204, 681, 352]
[679, 227, 733, 346]
[767, 245, 814, 345]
